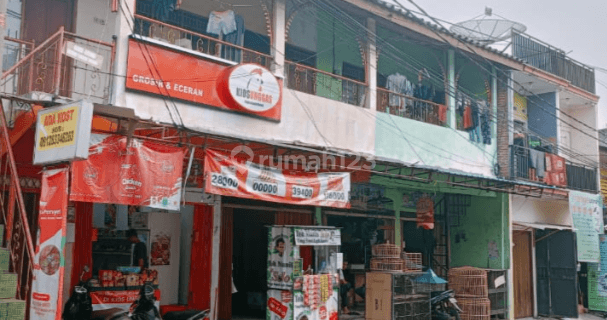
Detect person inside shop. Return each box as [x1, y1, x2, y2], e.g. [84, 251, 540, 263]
[340, 258, 365, 315]
[127, 229, 149, 271]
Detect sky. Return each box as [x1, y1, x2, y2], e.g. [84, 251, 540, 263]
[386, 0, 607, 128]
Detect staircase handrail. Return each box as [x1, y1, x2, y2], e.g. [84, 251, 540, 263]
[0, 100, 35, 270]
[1, 26, 64, 80]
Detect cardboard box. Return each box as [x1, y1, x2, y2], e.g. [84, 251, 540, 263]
[365, 273, 393, 320]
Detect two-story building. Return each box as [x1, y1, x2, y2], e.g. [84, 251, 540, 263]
[0, 0, 600, 319]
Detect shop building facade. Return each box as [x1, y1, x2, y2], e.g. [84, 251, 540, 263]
[0, 0, 600, 319]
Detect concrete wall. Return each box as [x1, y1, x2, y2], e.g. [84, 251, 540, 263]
[511, 195, 572, 226]
[126, 88, 376, 156]
[375, 112, 497, 177]
[561, 104, 599, 167]
[450, 193, 510, 269]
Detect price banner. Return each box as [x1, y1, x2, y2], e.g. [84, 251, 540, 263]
[204, 149, 351, 208]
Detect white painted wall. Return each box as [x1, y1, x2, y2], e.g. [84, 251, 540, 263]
[511, 195, 572, 226]
[148, 211, 181, 305]
[125, 88, 376, 156]
[560, 104, 599, 167]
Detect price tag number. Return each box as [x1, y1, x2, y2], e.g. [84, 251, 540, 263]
[252, 181, 279, 195]
[211, 173, 238, 190]
[324, 191, 346, 202]
[292, 185, 313, 199]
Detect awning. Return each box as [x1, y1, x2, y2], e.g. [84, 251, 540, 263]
[513, 221, 573, 231]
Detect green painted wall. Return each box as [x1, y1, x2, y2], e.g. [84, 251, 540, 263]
[455, 54, 490, 100]
[375, 112, 497, 177]
[376, 27, 445, 86]
[450, 193, 510, 269]
[315, 10, 363, 101]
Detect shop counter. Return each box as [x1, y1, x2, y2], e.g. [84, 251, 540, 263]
[90, 286, 160, 312]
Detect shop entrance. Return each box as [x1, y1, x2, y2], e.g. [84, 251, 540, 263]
[219, 202, 315, 320]
[232, 208, 275, 319]
[513, 231, 533, 318]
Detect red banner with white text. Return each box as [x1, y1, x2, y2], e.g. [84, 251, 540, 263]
[30, 168, 69, 320]
[70, 134, 185, 210]
[204, 149, 351, 208]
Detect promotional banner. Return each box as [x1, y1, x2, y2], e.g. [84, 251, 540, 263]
[268, 227, 295, 290]
[90, 289, 160, 311]
[293, 228, 341, 246]
[570, 191, 604, 262]
[126, 38, 282, 121]
[588, 235, 607, 311]
[70, 134, 185, 210]
[204, 149, 351, 208]
[30, 168, 69, 320]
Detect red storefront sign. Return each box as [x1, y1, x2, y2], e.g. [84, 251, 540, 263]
[125, 38, 282, 121]
[30, 168, 69, 320]
[204, 149, 351, 208]
[70, 134, 185, 210]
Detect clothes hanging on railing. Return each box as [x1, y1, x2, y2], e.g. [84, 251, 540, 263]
[386, 73, 413, 110]
[222, 14, 245, 62]
[206, 10, 238, 36]
[480, 107, 492, 144]
[413, 84, 434, 120]
[528, 149, 546, 179]
[468, 101, 481, 143]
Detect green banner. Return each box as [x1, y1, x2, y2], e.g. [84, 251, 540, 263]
[588, 235, 607, 311]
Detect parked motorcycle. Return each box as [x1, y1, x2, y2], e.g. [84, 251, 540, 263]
[63, 266, 161, 320]
[431, 290, 461, 320]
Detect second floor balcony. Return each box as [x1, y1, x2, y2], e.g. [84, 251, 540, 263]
[510, 144, 598, 193]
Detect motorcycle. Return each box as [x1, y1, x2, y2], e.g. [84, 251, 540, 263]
[63, 266, 162, 320]
[431, 290, 461, 320]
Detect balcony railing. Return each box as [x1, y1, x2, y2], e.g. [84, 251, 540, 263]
[285, 61, 367, 107]
[377, 88, 447, 126]
[0, 27, 115, 104]
[133, 14, 272, 70]
[512, 31, 595, 94]
[510, 145, 598, 192]
[567, 163, 598, 193]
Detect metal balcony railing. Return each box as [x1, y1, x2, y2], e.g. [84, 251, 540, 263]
[133, 14, 272, 70]
[512, 31, 595, 94]
[0, 27, 115, 104]
[284, 61, 368, 107]
[377, 88, 447, 126]
[510, 145, 598, 192]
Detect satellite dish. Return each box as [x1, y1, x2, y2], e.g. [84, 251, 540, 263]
[450, 8, 527, 44]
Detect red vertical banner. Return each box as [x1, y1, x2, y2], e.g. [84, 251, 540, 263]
[30, 168, 69, 320]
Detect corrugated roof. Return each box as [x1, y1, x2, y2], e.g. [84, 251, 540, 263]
[364, 0, 525, 64]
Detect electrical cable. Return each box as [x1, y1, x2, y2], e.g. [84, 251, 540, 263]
[312, 0, 601, 168]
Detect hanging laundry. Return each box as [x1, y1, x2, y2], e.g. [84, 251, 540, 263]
[438, 104, 448, 124]
[206, 10, 238, 36]
[480, 106, 492, 145]
[386, 73, 408, 109]
[222, 14, 245, 62]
